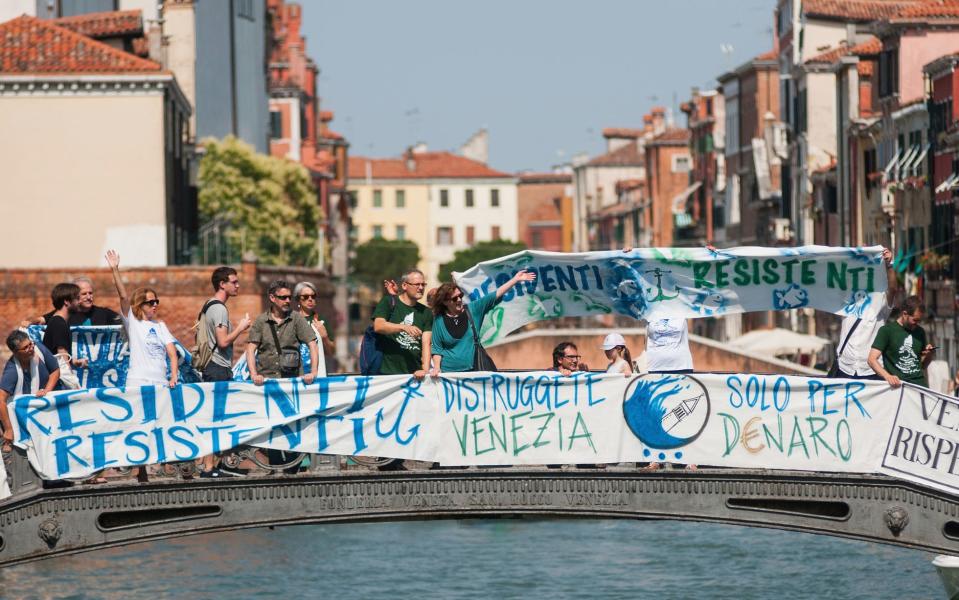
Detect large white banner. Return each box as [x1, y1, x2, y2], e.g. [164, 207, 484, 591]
[9, 372, 957, 495]
[454, 246, 887, 343]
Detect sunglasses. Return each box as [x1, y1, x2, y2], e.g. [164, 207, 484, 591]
[299, 294, 316, 300]
[562, 354, 581, 360]
[450, 294, 463, 302]
[274, 294, 292, 301]
[142, 299, 160, 307]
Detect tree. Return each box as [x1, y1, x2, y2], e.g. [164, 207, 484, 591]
[197, 136, 320, 266]
[352, 238, 421, 289]
[439, 239, 528, 282]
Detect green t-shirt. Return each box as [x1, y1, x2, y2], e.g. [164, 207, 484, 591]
[871, 320, 928, 386]
[372, 295, 433, 375]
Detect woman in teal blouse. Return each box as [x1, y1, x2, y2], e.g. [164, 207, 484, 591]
[429, 270, 536, 374]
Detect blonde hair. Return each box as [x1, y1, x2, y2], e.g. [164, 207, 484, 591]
[131, 287, 159, 320]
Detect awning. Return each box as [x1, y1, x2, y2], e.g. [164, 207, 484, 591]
[671, 181, 702, 215]
[906, 143, 930, 177]
[882, 147, 904, 180]
[728, 328, 830, 357]
[896, 144, 920, 181]
[936, 172, 959, 195]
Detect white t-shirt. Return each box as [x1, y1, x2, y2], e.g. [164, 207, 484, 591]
[122, 308, 175, 385]
[836, 299, 892, 376]
[606, 358, 631, 376]
[646, 318, 693, 372]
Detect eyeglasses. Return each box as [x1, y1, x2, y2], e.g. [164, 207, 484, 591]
[274, 294, 292, 301]
[142, 299, 160, 307]
[299, 294, 316, 300]
[562, 354, 581, 360]
[16, 341, 35, 353]
[404, 282, 427, 288]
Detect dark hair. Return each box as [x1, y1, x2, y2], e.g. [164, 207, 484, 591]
[610, 345, 633, 366]
[431, 282, 462, 315]
[900, 295, 924, 317]
[51, 282, 80, 310]
[211, 266, 237, 292]
[552, 342, 578, 368]
[268, 280, 291, 297]
[6, 330, 30, 353]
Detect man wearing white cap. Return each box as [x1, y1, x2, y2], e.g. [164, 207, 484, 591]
[602, 333, 634, 376]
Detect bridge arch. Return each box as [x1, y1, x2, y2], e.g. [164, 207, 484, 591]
[1, 466, 958, 567]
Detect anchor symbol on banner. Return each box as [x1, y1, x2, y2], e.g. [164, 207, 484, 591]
[375, 376, 422, 445]
[644, 268, 678, 302]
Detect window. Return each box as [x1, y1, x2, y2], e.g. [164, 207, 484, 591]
[466, 226, 475, 244]
[236, 0, 255, 20]
[879, 47, 900, 98]
[440, 189, 449, 207]
[466, 189, 474, 208]
[372, 189, 382, 208]
[491, 189, 500, 207]
[531, 230, 543, 248]
[269, 110, 282, 139]
[372, 225, 383, 238]
[672, 154, 691, 173]
[396, 225, 406, 240]
[349, 225, 358, 239]
[437, 227, 453, 245]
[491, 225, 501, 240]
[395, 189, 405, 208]
[349, 193, 358, 209]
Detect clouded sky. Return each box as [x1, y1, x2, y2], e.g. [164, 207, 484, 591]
[304, 0, 776, 172]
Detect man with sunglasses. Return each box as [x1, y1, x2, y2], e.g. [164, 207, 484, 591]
[372, 269, 433, 378]
[246, 280, 319, 385]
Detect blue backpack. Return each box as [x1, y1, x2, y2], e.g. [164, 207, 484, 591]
[359, 295, 396, 375]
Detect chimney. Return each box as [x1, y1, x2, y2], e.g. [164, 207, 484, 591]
[650, 107, 666, 135]
[405, 147, 416, 172]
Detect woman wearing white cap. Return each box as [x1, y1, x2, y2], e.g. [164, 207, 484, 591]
[602, 333, 633, 376]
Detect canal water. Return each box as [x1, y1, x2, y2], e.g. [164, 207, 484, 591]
[0, 519, 943, 599]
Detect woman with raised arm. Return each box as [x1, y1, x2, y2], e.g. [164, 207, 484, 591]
[429, 270, 537, 375]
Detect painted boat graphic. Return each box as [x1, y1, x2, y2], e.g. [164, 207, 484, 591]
[661, 394, 703, 433]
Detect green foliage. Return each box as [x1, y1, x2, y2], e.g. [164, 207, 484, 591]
[352, 238, 421, 288]
[439, 239, 528, 282]
[197, 136, 320, 266]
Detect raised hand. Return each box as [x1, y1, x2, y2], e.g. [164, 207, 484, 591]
[105, 249, 120, 269]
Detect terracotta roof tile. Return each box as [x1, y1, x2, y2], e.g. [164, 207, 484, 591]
[806, 37, 882, 64]
[586, 141, 645, 167]
[52, 9, 142, 38]
[755, 49, 778, 61]
[858, 61, 876, 76]
[650, 127, 691, 144]
[321, 129, 343, 140]
[602, 127, 644, 138]
[615, 178, 646, 193]
[894, 0, 959, 19]
[803, 0, 919, 21]
[348, 151, 510, 180]
[319, 110, 334, 122]
[0, 15, 161, 74]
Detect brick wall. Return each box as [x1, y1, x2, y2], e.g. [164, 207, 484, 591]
[0, 261, 334, 361]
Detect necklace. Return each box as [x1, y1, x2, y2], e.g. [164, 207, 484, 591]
[445, 312, 462, 326]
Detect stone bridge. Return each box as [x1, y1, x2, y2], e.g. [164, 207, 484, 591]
[1, 451, 958, 567]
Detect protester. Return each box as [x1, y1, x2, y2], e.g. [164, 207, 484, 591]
[551, 342, 588, 375]
[868, 295, 934, 388]
[372, 269, 433, 378]
[200, 267, 251, 382]
[294, 281, 335, 367]
[831, 248, 898, 379]
[25, 276, 121, 327]
[246, 280, 319, 385]
[602, 333, 633, 376]
[42, 282, 88, 388]
[429, 270, 536, 374]
[106, 251, 178, 390]
[0, 331, 60, 451]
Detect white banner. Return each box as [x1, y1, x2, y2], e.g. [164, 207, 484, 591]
[453, 246, 887, 343]
[9, 372, 955, 495]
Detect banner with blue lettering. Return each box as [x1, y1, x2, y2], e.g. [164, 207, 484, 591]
[26, 325, 200, 388]
[11, 372, 958, 495]
[453, 246, 887, 343]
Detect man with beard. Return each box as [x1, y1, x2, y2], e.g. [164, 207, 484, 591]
[246, 280, 319, 385]
[868, 295, 934, 388]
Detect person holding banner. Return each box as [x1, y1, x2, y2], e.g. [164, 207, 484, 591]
[246, 280, 319, 385]
[373, 269, 433, 378]
[868, 295, 934, 388]
[0, 331, 61, 451]
[831, 247, 898, 380]
[551, 342, 588, 375]
[429, 270, 536, 374]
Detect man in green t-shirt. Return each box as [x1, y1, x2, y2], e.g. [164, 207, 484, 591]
[868, 295, 935, 388]
[372, 268, 433, 377]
